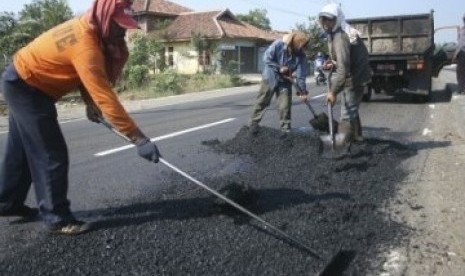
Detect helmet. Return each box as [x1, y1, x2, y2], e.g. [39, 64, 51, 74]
[317, 52, 323, 57]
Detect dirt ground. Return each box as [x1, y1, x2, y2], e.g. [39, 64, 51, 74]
[385, 91, 465, 276]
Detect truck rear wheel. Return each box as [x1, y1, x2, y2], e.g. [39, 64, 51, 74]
[413, 92, 430, 103]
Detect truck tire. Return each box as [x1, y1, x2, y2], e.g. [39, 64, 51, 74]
[414, 91, 430, 103]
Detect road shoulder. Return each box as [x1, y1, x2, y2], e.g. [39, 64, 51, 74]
[386, 78, 465, 275]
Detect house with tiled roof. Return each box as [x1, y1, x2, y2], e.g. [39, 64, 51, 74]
[132, 0, 282, 74]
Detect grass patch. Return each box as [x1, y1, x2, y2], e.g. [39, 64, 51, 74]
[118, 73, 246, 101]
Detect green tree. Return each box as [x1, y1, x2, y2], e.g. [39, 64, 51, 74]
[235, 8, 271, 31]
[19, 0, 73, 36]
[295, 16, 328, 59]
[0, 0, 73, 64]
[127, 32, 165, 72]
[126, 33, 150, 68]
[0, 12, 15, 34]
[0, 12, 19, 62]
[191, 32, 218, 74]
[147, 38, 166, 72]
[123, 32, 165, 88]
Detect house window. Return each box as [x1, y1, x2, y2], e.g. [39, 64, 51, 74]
[198, 50, 211, 66]
[167, 47, 174, 66]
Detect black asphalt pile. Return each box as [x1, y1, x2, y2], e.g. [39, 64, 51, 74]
[212, 181, 259, 218]
[0, 127, 416, 276]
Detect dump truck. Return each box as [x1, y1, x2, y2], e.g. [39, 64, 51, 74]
[347, 10, 455, 102]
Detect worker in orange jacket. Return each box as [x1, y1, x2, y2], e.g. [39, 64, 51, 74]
[0, 0, 160, 235]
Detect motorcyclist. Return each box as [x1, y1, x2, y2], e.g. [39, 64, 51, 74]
[314, 52, 327, 85]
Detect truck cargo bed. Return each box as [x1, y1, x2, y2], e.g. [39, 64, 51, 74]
[348, 12, 434, 56]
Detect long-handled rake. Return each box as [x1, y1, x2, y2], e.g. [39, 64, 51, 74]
[97, 118, 355, 275]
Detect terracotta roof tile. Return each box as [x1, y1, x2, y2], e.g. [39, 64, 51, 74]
[133, 0, 193, 15]
[159, 11, 222, 40]
[151, 10, 281, 42]
[218, 14, 282, 41]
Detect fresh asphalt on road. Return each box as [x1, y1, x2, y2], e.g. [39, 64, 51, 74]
[0, 77, 436, 275]
[8, 83, 335, 212]
[54, 81, 426, 213]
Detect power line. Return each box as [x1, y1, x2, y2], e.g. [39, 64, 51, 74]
[236, 0, 320, 18]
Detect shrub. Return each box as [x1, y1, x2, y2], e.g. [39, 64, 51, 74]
[150, 70, 184, 95]
[127, 65, 150, 88]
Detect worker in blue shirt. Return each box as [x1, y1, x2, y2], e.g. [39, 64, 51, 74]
[249, 31, 310, 135]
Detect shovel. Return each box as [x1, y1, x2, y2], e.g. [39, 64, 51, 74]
[319, 103, 348, 159]
[290, 79, 331, 132]
[97, 118, 355, 275]
[319, 72, 349, 159]
[304, 100, 331, 133]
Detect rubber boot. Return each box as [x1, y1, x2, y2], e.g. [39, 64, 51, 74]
[352, 117, 364, 142]
[337, 120, 354, 143]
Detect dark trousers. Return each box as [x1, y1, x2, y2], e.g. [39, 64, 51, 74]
[0, 68, 74, 227]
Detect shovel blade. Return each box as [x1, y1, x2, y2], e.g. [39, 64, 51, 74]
[319, 133, 349, 159]
[309, 113, 329, 132]
[317, 250, 356, 276]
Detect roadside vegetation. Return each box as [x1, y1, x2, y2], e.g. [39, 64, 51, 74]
[0, 1, 325, 110]
[116, 70, 246, 101]
[115, 32, 246, 101]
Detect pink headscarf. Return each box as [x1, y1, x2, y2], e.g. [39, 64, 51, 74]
[84, 0, 135, 85]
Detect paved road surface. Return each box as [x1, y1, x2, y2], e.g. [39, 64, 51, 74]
[0, 71, 464, 275]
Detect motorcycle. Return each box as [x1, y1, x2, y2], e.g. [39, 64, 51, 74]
[314, 67, 327, 86]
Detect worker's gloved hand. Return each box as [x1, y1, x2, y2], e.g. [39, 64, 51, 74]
[86, 104, 102, 123]
[136, 138, 161, 163]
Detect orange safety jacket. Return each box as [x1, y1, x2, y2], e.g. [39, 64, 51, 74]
[13, 16, 137, 135]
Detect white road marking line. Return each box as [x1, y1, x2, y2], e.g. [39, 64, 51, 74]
[1, 92, 321, 136]
[60, 118, 85, 124]
[422, 128, 432, 136]
[311, 93, 326, 99]
[95, 118, 236, 157]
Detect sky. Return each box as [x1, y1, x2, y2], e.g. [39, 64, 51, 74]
[1, 0, 463, 43]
